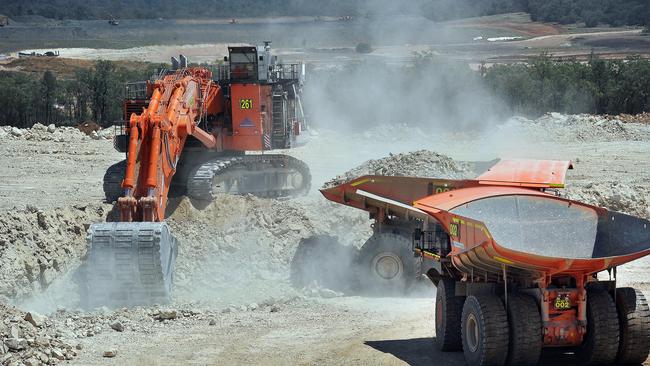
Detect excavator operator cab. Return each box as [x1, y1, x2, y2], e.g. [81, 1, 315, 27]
[227, 42, 273, 83]
[228, 46, 258, 82]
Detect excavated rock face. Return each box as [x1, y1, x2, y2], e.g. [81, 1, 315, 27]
[0, 204, 108, 301]
[607, 112, 650, 125]
[504, 113, 650, 142]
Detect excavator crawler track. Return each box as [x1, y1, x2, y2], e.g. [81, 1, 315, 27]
[187, 154, 311, 201]
[83, 222, 178, 308]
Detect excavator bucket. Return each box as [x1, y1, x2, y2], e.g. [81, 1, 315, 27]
[82, 222, 178, 308]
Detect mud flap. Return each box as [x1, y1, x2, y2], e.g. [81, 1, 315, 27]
[83, 222, 178, 308]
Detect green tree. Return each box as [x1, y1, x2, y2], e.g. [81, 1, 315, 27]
[483, 54, 650, 117]
[61, 77, 85, 124]
[0, 72, 39, 127]
[40, 70, 57, 124]
[89, 60, 116, 125]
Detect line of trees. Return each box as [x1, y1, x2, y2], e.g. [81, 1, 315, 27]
[526, 0, 649, 27]
[0, 61, 157, 128]
[484, 55, 650, 116]
[2, 0, 359, 20]
[4, 0, 647, 28]
[421, 0, 649, 27]
[307, 53, 650, 132]
[0, 55, 648, 129]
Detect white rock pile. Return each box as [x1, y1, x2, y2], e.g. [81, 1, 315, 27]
[506, 113, 650, 142]
[323, 150, 474, 188]
[0, 123, 114, 143]
[565, 182, 650, 220]
[0, 304, 78, 365]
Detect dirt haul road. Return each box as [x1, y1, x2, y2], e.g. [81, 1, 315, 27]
[1, 113, 649, 365]
[67, 297, 452, 366]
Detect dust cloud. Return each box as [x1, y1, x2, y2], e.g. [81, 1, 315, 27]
[308, 55, 502, 128]
[171, 4, 529, 305]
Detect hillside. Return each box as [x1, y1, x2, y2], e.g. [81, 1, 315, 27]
[2, 0, 647, 29]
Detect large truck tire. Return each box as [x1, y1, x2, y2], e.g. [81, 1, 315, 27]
[357, 232, 418, 295]
[434, 278, 465, 351]
[504, 293, 542, 366]
[615, 287, 650, 364]
[577, 289, 620, 365]
[461, 294, 509, 366]
[103, 160, 126, 203]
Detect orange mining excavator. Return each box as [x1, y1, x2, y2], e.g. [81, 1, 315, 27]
[84, 43, 309, 307]
[322, 159, 650, 366]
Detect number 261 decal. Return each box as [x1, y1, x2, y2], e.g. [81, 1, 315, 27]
[239, 99, 253, 109]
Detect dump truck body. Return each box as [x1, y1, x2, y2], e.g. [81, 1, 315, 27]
[321, 159, 650, 365]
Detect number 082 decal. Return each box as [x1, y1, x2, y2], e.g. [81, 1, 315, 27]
[239, 99, 253, 109]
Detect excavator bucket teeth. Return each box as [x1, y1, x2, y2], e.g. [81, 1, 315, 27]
[82, 222, 178, 308]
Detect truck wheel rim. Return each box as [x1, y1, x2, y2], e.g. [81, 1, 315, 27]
[466, 313, 479, 352]
[371, 252, 403, 280]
